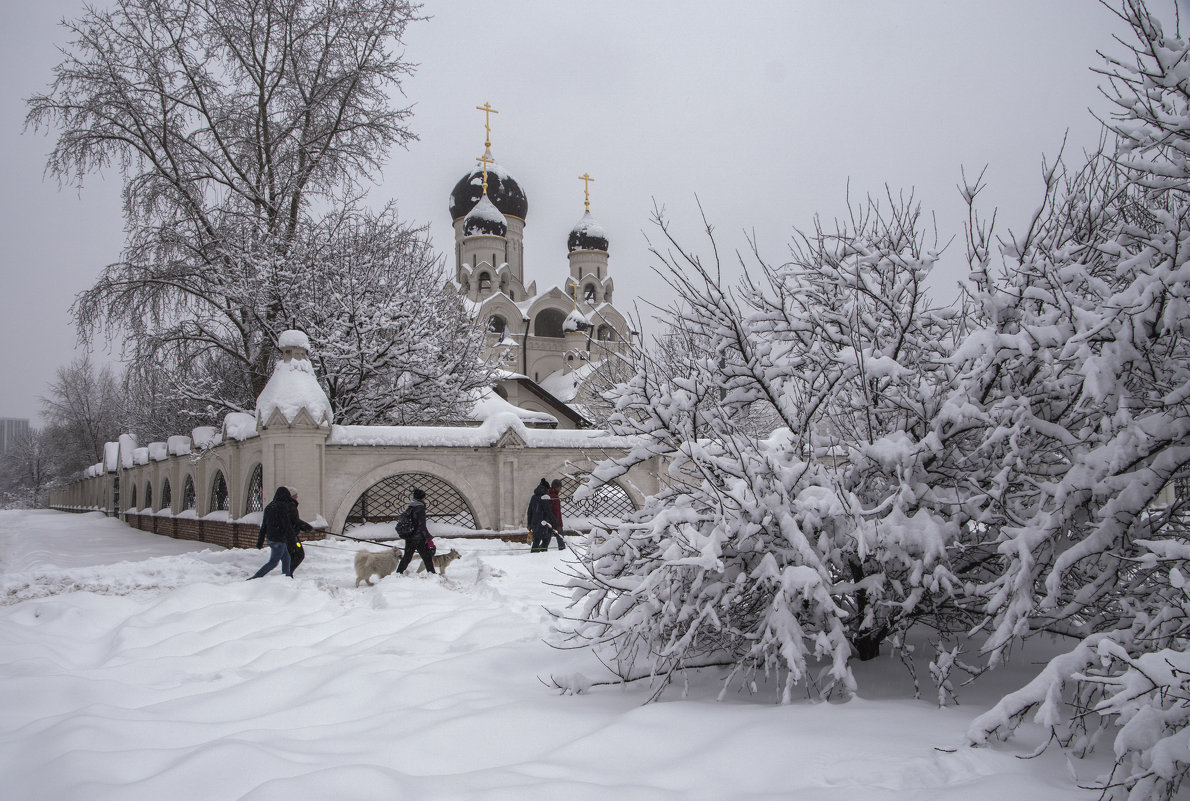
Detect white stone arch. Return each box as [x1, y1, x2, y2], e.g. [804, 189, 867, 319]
[329, 458, 490, 534]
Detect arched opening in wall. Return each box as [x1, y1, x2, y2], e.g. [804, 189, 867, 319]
[112, 476, 119, 513]
[182, 475, 196, 511]
[343, 472, 478, 533]
[556, 473, 637, 525]
[129, 484, 137, 511]
[160, 479, 172, 511]
[210, 471, 229, 513]
[145, 482, 152, 512]
[478, 272, 491, 294]
[597, 324, 616, 342]
[488, 315, 506, 336]
[584, 283, 597, 303]
[534, 308, 566, 338]
[246, 465, 264, 513]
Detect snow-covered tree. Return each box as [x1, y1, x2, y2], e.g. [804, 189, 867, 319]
[26, 0, 487, 424]
[554, 196, 980, 701]
[955, 4, 1190, 798]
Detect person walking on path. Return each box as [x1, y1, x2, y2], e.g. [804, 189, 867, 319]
[250, 486, 299, 578]
[547, 479, 566, 550]
[287, 487, 314, 574]
[527, 479, 558, 553]
[395, 488, 437, 574]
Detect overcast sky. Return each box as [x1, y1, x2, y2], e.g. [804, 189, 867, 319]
[0, 1, 1156, 423]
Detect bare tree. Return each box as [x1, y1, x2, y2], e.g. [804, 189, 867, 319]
[40, 356, 125, 476]
[25, 0, 468, 420]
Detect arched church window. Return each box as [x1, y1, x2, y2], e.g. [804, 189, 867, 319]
[533, 308, 566, 338]
[489, 315, 506, 336]
[478, 273, 491, 293]
[597, 324, 616, 342]
[584, 284, 597, 303]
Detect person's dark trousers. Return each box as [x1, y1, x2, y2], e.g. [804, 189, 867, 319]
[531, 523, 552, 552]
[396, 539, 436, 573]
[553, 528, 565, 550]
[251, 540, 292, 578]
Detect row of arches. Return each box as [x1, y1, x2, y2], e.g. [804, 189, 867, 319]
[128, 465, 264, 516]
[343, 471, 636, 533]
[488, 311, 618, 341]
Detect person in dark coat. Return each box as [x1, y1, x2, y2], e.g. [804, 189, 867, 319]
[547, 479, 565, 550]
[286, 487, 314, 574]
[250, 486, 298, 578]
[396, 488, 436, 574]
[527, 479, 558, 553]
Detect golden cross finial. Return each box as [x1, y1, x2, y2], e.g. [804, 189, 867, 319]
[578, 173, 595, 211]
[476, 152, 495, 196]
[476, 102, 499, 149]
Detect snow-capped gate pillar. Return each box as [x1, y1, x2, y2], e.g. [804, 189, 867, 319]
[255, 331, 334, 524]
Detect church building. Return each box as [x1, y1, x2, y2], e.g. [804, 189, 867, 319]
[447, 104, 633, 427]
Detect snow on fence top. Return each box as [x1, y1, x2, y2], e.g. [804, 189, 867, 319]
[148, 442, 169, 462]
[191, 426, 220, 449]
[118, 433, 138, 469]
[167, 436, 192, 456]
[223, 411, 258, 441]
[328, 410, 639, 449]
[103, 441, 120, 473]
[133, 447, 149, 466]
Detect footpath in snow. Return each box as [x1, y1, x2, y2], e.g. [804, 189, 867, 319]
[0, 509, 1110, 800]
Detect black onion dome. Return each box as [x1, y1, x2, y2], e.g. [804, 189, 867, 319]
[449, 163, 528, 221]
[567, 210, 609, 253]
[463, 195, 508, 237]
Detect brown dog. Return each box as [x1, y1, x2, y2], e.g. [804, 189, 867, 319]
[417, 548, 461, 576]
[354, 547, 402, 587]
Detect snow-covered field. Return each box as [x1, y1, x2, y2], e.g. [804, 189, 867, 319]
[0, 509, 1111, 800]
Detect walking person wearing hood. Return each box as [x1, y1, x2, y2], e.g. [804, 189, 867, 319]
[395, 488, 436, 574]
[250, 486, 299, 578]
[527, 479, 558, 553]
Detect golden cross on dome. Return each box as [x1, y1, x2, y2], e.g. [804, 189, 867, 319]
[578, 172, 595, 211]
[476, 102, 499, 150]
[475, 103, 500, 197]
[477, 152, 495, 196]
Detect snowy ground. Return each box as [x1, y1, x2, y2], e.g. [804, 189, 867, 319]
[0, 509, 1114, 800]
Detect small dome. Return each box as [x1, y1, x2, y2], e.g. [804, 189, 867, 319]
[567, 211, 609, 253]
[463, 195, 508, 237]
[450, 162, 528, 221]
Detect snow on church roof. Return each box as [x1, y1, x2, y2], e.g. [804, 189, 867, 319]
[563, 308, 592, 332]
[256, 352, 333, 427]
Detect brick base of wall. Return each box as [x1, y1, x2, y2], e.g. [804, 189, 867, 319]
[122, 513, 325, 549]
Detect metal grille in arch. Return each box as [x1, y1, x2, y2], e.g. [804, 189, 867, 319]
[344, 472, 477, 533]
[556, 473, 636, 520]
[246, 465, 263, 513]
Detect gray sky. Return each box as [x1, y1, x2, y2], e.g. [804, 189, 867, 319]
[0, 1, 1148, 422]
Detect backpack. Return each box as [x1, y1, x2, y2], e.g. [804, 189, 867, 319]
[395, 508, 416, 537]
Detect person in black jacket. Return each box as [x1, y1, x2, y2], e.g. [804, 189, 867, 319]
[395, 488, 436, 574]
[286, 487, 314, 574]
[527, 479, 558, 553]
[250, 486, 299, 578]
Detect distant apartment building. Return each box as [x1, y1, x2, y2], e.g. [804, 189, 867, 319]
[0, 418, 30, 454]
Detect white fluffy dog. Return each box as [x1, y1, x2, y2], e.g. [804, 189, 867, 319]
[354, 547, 402, 587]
